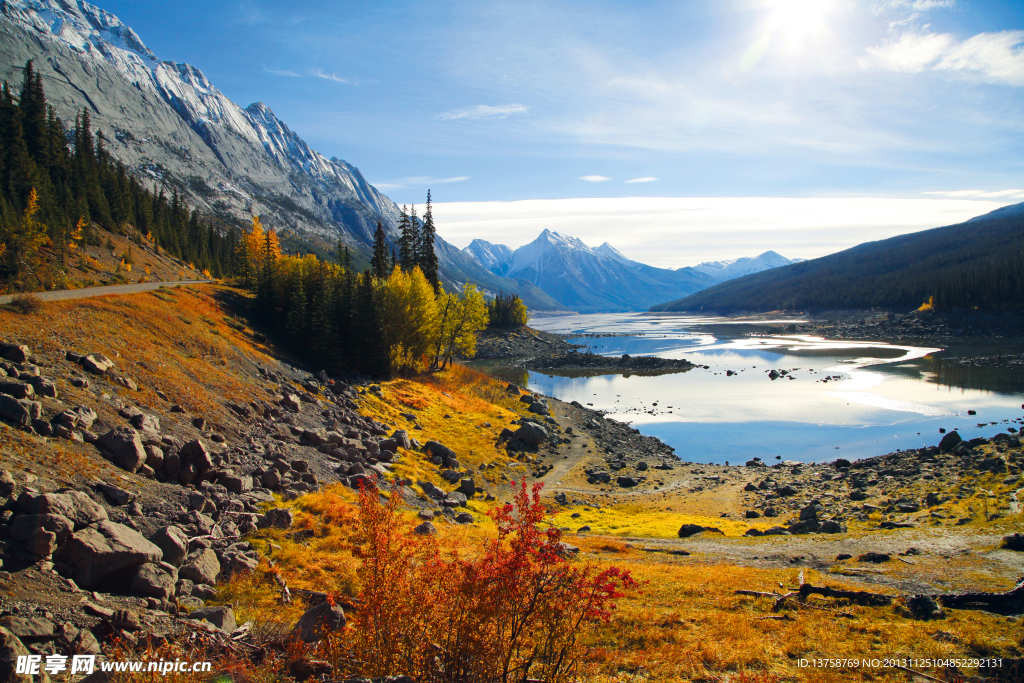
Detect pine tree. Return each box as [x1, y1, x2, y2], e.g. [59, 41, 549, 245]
[371, 221, 389, 279]
[420, 189, 440, 291]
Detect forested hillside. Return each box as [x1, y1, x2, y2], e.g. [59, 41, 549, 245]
[0, 61, 236, 291]
[651, 210, 1024, 312]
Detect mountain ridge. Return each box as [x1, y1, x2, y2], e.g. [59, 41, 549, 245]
[0, 0, 563, 308]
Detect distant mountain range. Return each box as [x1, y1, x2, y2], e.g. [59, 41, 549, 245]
[651, 202, 1024, 313]
[463, 230, 802, 312]
[0, 0, 559, 309]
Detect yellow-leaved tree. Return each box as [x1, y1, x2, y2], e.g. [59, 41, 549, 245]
[236, 216, 265, 288]
[3, 189, 49, 290]
[431, 283, 489, 369]
[377, 266, 438, 374]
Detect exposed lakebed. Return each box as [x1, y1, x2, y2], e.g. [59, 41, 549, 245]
[470, 313, 1024, 464]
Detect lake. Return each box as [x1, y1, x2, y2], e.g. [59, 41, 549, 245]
[473, 313, 1024, 464]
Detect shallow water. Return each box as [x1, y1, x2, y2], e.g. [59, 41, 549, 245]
[473, 313, 1024, 464]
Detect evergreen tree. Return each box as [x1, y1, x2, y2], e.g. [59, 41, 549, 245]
[419, 189, 440, 291]
[371, 220, 389, 279]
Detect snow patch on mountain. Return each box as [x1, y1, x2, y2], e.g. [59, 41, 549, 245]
[690, 251, 803, 282]
[463, 239, 514, 275]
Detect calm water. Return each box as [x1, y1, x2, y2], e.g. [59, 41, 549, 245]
[474, 313, 1024, 464]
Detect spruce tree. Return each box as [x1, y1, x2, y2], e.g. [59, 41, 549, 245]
[371, 220, 389, 279]
[420, 189, 440, 291]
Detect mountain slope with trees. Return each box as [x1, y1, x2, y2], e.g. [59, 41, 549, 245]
[651, 208, 1024, 312]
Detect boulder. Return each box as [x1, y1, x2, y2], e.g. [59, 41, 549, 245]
[776, 484, 799, 496]
[424, 440, 458, 462]
[0, 625, 34, 683]
[0, 382, 33, 399]
[259, 508, 294, 529]
[17, 491, 107, 529]
[514, 423, 549, 447]
[292, 602, 346, 642]
[458, 478, 476, 497]
[906, 595, 946, 620]
[744, 528, 764, 537]
[81, 353, 115, 375]
[179, 548, 222, 586]
[131, 562, 178, 599]
[617, 476, 640, 488]
[0, 344, 29, 363]
[28, 529, 57, 557]
[97, 427, 146, 472]
[56, 521, 163, 589]
[677, 524, 706, 538]
[144, 445, 164, 471]
[28, 377, 56, 398]
[0, 395, 39, 427]
[96, 481, 132, 506]
[149, 526, 189, 566]
[419, 481, 445, 500]
[414, 521, 437, 536]
[129, 413, 161, 435]
[799, 504, 822, 521]
[444, 492, 468, 507]
[939, 430, 963, 453]
[763, 526, 791, 536]
[819, 520, 847, 534]
[744, 510, 761, 519]
[858, 552, 890, 564]
[180, 439, 213, 473]
[8, 513, 74, 544]
[189, 606, 236, 633]
[1000, 533, 1024, 552]
[391, 429, 411, 450]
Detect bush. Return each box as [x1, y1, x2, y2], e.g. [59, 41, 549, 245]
[338, 479, 635, 682]
[7, 293, 43, 314]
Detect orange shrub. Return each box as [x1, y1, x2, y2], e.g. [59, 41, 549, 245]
[340, 479, 636, 683]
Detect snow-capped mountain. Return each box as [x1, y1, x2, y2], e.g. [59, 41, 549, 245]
[691, 251, 805, 282]
[0, 0, 560, 305]
[462, 230, 713, 312]
[463, 240, 514, 276]
[459, 231, 802, 311]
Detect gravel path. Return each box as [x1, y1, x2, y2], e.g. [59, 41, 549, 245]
[0, 280, 213, 304]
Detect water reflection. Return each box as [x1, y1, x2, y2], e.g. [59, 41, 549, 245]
[468, 314, 1024, 463]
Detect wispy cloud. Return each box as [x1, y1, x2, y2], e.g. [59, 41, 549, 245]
[430, 197, 1010, 269]
[871, 0, 956, 13]
[924, 188, 1024, 198]
[864, 30, 1024, 85]
[313, 68, 354, 84]
[373, 176, 471, 191]
[264, 66, 303, 78]
[436, 104, 529, 120]
[624, 177, 658, 183]
[578, 175, 611, 182]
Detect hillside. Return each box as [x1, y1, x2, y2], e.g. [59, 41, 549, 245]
[651, 209, 1024, 313]
[0, 288, 1021, 681]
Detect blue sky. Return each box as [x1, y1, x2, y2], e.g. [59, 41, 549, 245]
[97, 0, 1024, 265]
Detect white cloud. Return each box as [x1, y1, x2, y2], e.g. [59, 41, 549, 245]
[430, 196, 1012, 269]
[871, 0, 956, 13]
[578, 175, 611, 182]
[624, 177, 658, 183]
[436, 104, 530, 120]
[372, 176, 470, 190]
[865, 30, 1024, 85]
[264, 67, 302, 78]
[313, 69, 353, 84]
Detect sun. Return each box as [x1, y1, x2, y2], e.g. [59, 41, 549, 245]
[764, 0, 835, 47]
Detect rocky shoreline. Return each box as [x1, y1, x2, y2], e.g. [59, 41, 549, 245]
[798, 308, 1024, 342]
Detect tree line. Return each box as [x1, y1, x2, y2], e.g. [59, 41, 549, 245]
[652, 212, 1024, 312]
[0, 60, 237, 291]
[238, 211, 522, 378]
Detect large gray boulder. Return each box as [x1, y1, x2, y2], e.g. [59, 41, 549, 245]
[8, 514, 74, 544]
[149, 526, 189, 566]
[189, 606, 235, 633]
[0, 625, 35, 683]
[97, 426, 146, 472]
[131, 562, 178, 599]
[81, 353, 115, 375]
[424, 440, 458, 462]
[258, 508, 294, 529]
[178, 548, 221, 586]
[180, 439, 213, 473]
[17, 491, 107, 529]
[292, 602, 346, 642]
[391, 429, 411, 450]
[0, 395, 40, 427]
[0, 344, 29, 363]
[939, 430, 963, 453]
[515, 423, 549, 446]
[56, 521, 163, 589]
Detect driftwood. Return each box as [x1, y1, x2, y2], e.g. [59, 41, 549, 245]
[738, 576, 1024, 620]
[934, 576, 1024, 614]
